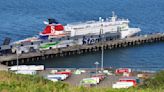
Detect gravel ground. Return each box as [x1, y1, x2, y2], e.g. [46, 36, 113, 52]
[37, 68, 155, 88]
[38, 69, 121, 87]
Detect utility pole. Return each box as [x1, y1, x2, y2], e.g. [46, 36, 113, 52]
[101, 44, 104, 71]
[16, 46, 19, 70]
[94, 61, 99, 75]
[100, 18, 104, 71]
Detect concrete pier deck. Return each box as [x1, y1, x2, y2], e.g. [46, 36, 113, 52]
[0, 33, 164, 65]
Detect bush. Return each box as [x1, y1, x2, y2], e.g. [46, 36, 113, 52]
[0, 71, 69, 92]
[1, 71, 164, 92]
[141, 71, 164, 89]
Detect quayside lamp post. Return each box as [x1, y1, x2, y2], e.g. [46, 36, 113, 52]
[16, 46, 19, 70]
[99, 17, 104, 71]
[94, 61, 99, 75]
[101, 44, 104, 71]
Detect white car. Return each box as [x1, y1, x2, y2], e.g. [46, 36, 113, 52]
[15, 70, 37, 75]
[46, 77, 58, 82]
[47, 74, 68, 80]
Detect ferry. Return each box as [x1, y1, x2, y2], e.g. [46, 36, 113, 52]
[65, 12, 140, 39]
[7, 12, 141, 54]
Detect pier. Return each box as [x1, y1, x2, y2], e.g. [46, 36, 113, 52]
[0, 33, 164, 65]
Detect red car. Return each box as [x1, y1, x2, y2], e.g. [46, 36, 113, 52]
[115, 68, 131, 74]
[55, 71, 72, 77]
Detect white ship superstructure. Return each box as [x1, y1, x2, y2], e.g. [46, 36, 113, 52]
[65, 12, 140, 38]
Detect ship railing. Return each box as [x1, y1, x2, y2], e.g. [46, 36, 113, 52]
[68, 19, 129, 30]
[71, 23, 127, 30]
[107, 18, 129, 22]
[117, 19, 129, 22]
[67, 20, 97, 26]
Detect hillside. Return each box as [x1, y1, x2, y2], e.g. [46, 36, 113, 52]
[0, 71, 164, 92]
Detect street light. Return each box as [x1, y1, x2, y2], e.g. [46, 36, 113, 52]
[94, 61, 99, 75]
[16, 46, 19, 70]
[100, 19, 104, 71]
[101, 44, 104, 71]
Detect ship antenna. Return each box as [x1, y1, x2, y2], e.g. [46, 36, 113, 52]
[99, 17, 102, 21]
[111, 11, 117, 22]
[112, 11, 115, 17]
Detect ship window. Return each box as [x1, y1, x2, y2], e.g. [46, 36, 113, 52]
[29, 47, 35, 52]
[14, 50, 16, 54]
[58, 48, 61, 51]
[63, 37, 66, 40]
[21, 44, 23, 46]
[110, 37, 113, 40]
[50, 40, 52, 42]
[117, 35, 120, 39]
[31, 42, 33, 45]
[41, 41, 43, 43]
[21, 51, 24, 54]
[67, 37, 70, 40]
[50, 38, 54, 40]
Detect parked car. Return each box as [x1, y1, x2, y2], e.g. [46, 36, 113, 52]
[15, 70, 37, 75]
[55, 71, 72, 77]
[47, 74, 68, 80]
